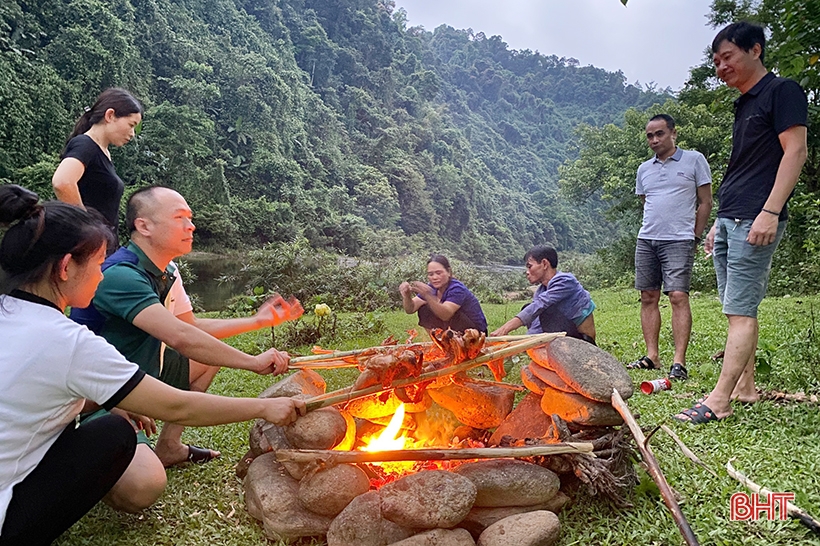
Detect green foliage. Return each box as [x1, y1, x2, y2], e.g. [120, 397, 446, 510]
[4, 0, 669, 263]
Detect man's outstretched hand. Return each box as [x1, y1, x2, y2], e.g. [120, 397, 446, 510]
[256, 294, 304, 327]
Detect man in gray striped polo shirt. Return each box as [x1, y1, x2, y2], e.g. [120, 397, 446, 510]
[628, 114, 712, 381]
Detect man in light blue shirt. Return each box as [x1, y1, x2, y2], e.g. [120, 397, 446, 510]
[491, 245, 595, 344]
[628, 114, 712, 380]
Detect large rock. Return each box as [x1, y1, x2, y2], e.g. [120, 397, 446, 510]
[237, 419, 292, 478]
[529, 337, 634, 402]
[520, 366, 547, 395]
[459, 493, 570, 539]
[540, 384, 623, 427]
[389, 528, 476, 546]
[488, 393, 553, 446]
[427, 378, 515, 429]
[298, 464, 371, 517]
[477, 511, 561, 546]
[453, 460, 560, 507]
[259, 369, 326, 399]
[327, 491, 415, 546]
[243, 453, 332, 541]
[380, 470, 477, 528]
[284, 406, 347, 449]
[527, 363, 574, 393]
[346, 390, 432, 420]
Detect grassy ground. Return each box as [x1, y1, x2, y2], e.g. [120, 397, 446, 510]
[56, 289, 820, 546]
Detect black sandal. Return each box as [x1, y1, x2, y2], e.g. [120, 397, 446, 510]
[668, 363, 688, 381]
[626, 356, 658, 370]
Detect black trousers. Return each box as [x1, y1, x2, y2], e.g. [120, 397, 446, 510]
[0, 414, 136, 546]
[418, 304, 486, 334]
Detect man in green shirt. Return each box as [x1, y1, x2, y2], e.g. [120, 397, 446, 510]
[91, 186, 301, 509]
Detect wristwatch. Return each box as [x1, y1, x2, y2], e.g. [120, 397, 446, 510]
[694, 236, 703, 245]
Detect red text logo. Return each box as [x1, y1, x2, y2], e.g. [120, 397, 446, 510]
[730, 492, 794, 521]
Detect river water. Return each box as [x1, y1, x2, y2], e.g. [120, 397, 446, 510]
[180, 253, 251, 311]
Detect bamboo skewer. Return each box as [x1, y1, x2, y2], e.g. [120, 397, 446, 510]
[611, 389, 699, 546]
[726, 459, 820, 535]
[290, 333, 554, 367]
[276, 442, 594, 466]
[304, 332, 562, 412]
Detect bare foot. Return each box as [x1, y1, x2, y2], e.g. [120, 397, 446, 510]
[730, 390, 760, 404]
[700, 395, 734, 420]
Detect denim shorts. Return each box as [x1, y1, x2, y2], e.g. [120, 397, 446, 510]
[713, 217, 786, 318]
[634, 238, 695, 294]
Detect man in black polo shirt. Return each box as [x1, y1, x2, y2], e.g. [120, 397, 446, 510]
[675, 21, 808, 424]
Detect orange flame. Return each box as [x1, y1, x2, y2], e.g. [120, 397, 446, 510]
[359, 403, 419, 476]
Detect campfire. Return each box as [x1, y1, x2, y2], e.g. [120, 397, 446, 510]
[238, 331, 637, 545]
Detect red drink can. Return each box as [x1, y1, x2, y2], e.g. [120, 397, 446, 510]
[640, 377, 672, 395]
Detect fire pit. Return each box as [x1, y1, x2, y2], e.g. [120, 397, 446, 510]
[238, 333, 636, 545]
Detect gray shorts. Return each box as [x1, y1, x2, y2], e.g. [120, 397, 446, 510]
[713, 217, 786, 318]
[634, 238, 695, 294]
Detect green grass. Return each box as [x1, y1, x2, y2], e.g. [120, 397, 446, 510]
[56, 289, 820, 546]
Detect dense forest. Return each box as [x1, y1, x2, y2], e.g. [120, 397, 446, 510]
[0, 0, 669, 263]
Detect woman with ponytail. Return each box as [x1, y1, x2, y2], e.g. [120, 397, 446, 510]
[0, 185, 304, 545]
[52, 88, 143, 236]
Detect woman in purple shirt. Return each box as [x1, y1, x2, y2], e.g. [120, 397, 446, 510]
[399, 254, 488, 333]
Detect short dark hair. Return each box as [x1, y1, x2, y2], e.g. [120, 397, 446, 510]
[524, 245, 558, 268]
[712, 21, 766, 63]
[125, 186, 168, 233]
[0, 185, 114, 296]
[427, 254, 452, 273]
[648, 114, 675, 131]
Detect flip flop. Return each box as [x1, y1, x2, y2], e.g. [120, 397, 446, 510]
[673, 403, 722, 425]
[668, 363, 688, 381]
[627, 356, 658, 370]
[186, 445, 220, 464]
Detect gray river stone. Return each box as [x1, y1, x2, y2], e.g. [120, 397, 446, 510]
[298, 463, 371, 517]
[458, 493, 570, 539]
[380, 470, 477, 529]
[477, 511, 561, 546]
[258, 368, 326, 399]
[529, 337, 634, 402]
[453, 459, 559, 508]
[243, 452, 332, 541]
[389, 528, 476, 546]
[284, 406, 347, 449]
[327, 491, 416, 546]
[427, 378, 514, 429]
[527, 363, 575, 393]
[539, 384, 624, 427]
[488, 392, 553, 445]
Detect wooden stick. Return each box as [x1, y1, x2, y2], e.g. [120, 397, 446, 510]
[611, 389, 699, 546]
[659, 425, 719, 479]
[290, 345, 421, 365]
[304, 333, 562, 412]
[726, 459, 820, 535]
[289, 359, 359, 370]
[276, 442, 594, 465]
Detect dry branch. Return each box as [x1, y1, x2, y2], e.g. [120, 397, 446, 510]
[659, 425, 719, 479]
[276, 442, 593, 466]
[726, 459, 820, 535]
[304, 332, 562, 412]
[611, 389, 699, 546]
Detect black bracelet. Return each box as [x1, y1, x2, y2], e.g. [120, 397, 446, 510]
[761, 208, 780, 216]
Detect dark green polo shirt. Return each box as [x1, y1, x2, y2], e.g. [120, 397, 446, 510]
[93, 241, 188, 388]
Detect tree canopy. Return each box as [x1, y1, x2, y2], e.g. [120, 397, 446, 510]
[1, 0, 669, 263]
